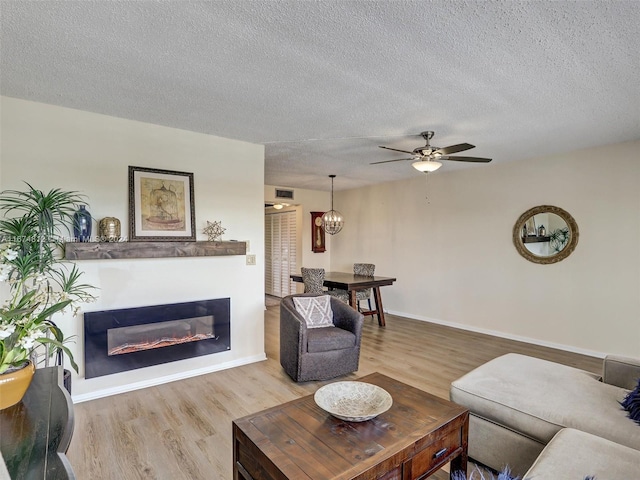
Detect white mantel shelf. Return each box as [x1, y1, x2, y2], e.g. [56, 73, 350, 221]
[64, 241, 247, 260]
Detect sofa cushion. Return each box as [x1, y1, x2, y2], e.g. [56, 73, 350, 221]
[524, 428, 640, 479]
[293, 295, 334, 328]
[307, 327, 356, 353]
[450, 353, 640, 450]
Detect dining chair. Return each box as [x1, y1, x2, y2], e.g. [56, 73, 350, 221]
[301, 267, 325, 294]
[327, 288, 349, 303]
[353, 263, 375, 312]
[328, 263, 376, 309]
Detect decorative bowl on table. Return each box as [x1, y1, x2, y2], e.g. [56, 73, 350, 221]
[314, 381, 393, 422]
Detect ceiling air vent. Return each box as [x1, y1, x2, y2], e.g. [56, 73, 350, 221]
[275, 188, 294, 200]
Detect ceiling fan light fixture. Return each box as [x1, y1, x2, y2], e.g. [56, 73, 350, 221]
[412, 160, 442, 173]
[321, 174, 344, 235]
[373, 131, 490, 168]
[272, 203, 284, 210]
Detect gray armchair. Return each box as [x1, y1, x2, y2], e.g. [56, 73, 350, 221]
[280, 294, 364, 382]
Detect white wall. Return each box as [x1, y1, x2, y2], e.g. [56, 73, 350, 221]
[1, 97, 266, 401]
[265, 185, 331, 293]
[331, 140, 640, 357]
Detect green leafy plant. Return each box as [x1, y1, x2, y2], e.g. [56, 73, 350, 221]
[548, 227, 570, 253]
[0, 184, 97, 374]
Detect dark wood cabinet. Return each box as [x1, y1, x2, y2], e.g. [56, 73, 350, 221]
[0, 366, 75, 479]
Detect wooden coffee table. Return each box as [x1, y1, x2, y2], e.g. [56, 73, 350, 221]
[233, 372, 468, 480]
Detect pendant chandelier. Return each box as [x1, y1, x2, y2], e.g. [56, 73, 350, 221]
[321, 175, 344, 235]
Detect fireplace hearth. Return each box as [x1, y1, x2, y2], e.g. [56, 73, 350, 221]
[84, 298, 230, 379]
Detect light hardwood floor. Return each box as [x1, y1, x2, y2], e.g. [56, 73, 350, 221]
[67, 304, 602, 479]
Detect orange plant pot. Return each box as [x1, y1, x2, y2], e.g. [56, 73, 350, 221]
[0, 361, 36, 410]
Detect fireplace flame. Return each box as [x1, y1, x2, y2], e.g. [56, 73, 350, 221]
[108, 333, 218, 356]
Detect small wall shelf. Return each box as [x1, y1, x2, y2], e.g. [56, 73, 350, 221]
[65, 241, 247, 260]
[522, 236, 550, 244]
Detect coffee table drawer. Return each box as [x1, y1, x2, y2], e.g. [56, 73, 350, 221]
[408, 426, 462, 479]
[378, 465, 402, 480]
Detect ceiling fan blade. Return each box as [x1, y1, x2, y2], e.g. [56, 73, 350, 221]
[370, 157, 416, 165]
[439, 155, 492, 163]
[378, 146, 416, 155]
[434, 143, 475, 155]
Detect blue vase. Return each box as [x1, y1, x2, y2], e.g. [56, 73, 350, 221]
[73, 205, 92, 242]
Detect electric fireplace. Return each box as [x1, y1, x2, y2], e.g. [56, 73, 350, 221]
[84, 298, 231, 379]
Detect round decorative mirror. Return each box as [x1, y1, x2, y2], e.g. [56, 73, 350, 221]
[513, 205, 579, 264]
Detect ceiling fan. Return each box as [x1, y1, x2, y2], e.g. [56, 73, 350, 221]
[371, 131, 492, 172]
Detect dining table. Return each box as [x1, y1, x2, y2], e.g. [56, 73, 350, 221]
[290, 271, 396, 326]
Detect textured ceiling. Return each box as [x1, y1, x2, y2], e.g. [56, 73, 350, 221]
[1, 1, 639, 191]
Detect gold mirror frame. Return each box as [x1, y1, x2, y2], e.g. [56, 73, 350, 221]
[513, 205, 579, 265]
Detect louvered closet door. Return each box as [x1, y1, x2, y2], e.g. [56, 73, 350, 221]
[265, 211, 297, 297]
[265, 215, 274, 296]
[279, 211, 296, 296]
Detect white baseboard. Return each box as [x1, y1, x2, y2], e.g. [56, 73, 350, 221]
[71, 353, 268, 403]
[386, 309, 606, 359]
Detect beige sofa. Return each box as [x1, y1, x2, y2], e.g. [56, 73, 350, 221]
[450, 353, 640, 478]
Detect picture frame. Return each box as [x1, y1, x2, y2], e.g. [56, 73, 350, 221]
[128, 166, 196, 241]
[311, 211, 326, 253]
[524, 216, 537, 237]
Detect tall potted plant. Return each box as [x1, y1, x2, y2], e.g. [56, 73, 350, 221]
[0, 184, 97, 409]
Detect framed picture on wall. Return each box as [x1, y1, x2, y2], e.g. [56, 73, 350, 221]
[311, 212, 326, 253]
[524, 216, 537, 237]
[128, 166, 196, 241]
